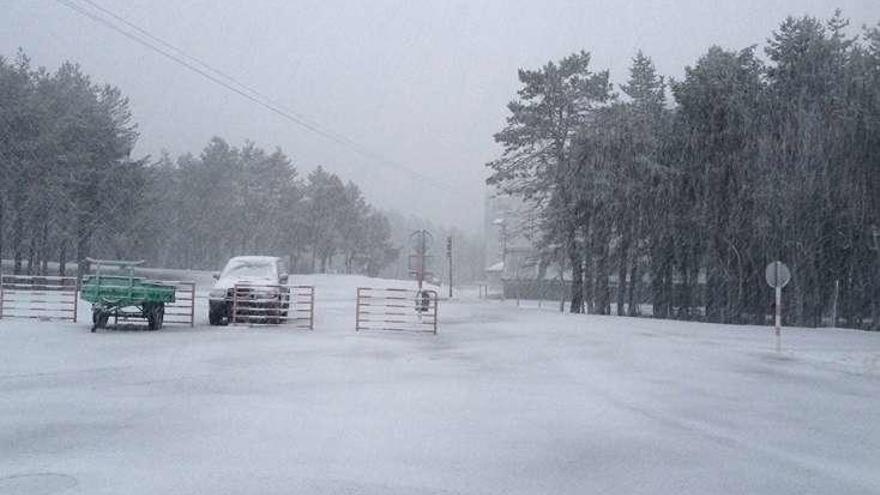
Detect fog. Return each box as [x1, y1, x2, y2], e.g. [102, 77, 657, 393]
[3, 2, 880, 493]
[4, 0, 876, 231]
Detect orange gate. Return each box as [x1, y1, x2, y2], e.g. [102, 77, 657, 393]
[355, 287, 438, 334]
[0, 275, 78, 322]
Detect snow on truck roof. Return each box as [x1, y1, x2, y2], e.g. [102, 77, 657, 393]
[226, 256, 279, 264]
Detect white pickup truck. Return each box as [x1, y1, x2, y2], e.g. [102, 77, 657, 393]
[208, 256, 289, 325]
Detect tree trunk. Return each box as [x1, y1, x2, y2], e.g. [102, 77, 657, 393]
[790, 261, 805, 327]
[26, 232, 37, 276]
[40, 222, 49, 275]
[582, 246, 594, 314]
[558, 260, 566, 313]
[705, 238, 725, 323]
[567, 228, 584, 314]
[627, 258, 639, 316]
[76, 216, 92, 280]
[617, 224, 631, 316]
[594, 231, 611, 315]
[12, 209, 23, 275]
[59, 240, 67, 277]
[650, 236, 671, 319]
[678, 246, 695, 320]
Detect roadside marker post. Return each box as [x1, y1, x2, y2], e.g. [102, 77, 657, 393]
[765, 261, 791, 349]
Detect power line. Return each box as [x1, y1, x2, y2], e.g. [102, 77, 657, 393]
[76, 0, 328, 135]
[52, 0, 471, 199]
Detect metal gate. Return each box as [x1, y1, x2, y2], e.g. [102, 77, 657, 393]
[230, 283, 314, 329]
[163, 281, 196, 327]
[0, 275, 78, 322]
[355, 287, 438, 334]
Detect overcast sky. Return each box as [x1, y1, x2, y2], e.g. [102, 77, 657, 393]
[3, 0, 878, 231]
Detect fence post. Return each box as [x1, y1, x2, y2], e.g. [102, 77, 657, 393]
[189, 282, 195, 327]
[72, 277, 78, 323]
[355, 288, 361, 332]
[231, 284, 239, 325]
[309, 287, 315, 330]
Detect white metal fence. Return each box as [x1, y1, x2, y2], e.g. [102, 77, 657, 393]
[0, 275, 78, 322]
[162, 281, 196, 327]
[355, 287, 438, 334]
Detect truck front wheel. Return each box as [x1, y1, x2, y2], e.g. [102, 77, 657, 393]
[209, 302, 228, 326]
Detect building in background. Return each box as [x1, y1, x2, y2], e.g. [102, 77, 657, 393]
[483, 189, 569, 300]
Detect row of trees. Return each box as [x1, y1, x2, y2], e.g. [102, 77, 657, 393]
[0, 52, 140, 277]
[488, 13, 880, 329]
[142, 144, 398, 275]
[0, 51, 397, 277]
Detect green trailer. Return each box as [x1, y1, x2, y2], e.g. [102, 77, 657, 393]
[80, 258, 176, 332]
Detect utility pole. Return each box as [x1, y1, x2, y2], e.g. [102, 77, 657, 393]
[446, 236, 453, 299]
[409, 230, 432, 291]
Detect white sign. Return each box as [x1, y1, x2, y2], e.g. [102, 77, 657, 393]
[765, 261, 791, 289]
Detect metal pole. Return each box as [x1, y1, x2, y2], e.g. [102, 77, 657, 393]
[418, 233, 423, 291]
[232, 284, 238, 325]
[355, 288, 361, 332]
[309, 287, 315, 330]
[775, 285, 782, 337]
[188, 282, 195, 327]
[72, 277, 78, 323]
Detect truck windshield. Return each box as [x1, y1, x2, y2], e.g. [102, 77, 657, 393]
[221, 260, 276, 279]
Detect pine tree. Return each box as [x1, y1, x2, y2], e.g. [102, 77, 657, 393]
[487, 51, 611, 312]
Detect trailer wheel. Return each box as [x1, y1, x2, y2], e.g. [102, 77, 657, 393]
[91, 309, 109, 332]
[146, 303, 165, 331]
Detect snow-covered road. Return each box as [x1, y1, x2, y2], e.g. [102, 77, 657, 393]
[1, 275, 878, 494]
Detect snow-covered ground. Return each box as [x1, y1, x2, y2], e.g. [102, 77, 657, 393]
[1, 274, 878, 494]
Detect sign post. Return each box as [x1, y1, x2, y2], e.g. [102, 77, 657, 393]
[765, 261, 791, 343]
[775, 285, 782, 335]
[409, 230, 433, 291]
